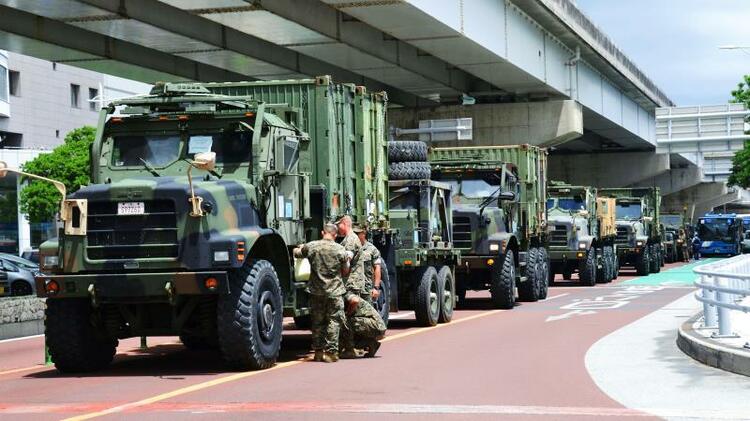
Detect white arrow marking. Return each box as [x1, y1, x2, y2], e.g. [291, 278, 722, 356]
[545, 310, 597, 322]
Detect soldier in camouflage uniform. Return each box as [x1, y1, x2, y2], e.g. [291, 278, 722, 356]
[354, 224, 382, 304]
[336, 215, 364, 358]
[293, 223, 350, 363]
[344, 293, 386, 357]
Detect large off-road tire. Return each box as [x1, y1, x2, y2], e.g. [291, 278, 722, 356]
[612, 250, 620, 279]
[374, 262, 391, 326]
[596, 248, 607, 284]
[650, 245, 661, 274]
[518, 248, 540, 302]
[414, 266, 440, 327]
[437, 266, 455, 323]
[578, 249, 597, 286]
[46, 298, 117, 373]
[538, 247, 550, 299]
[605, 247, 615, 283]
[388, 162, 431, 180]
[635, 249, 650, 276]
[388, 140, 428, 162]
[218, 259, 283, 370]
[490, 252, 516, 309]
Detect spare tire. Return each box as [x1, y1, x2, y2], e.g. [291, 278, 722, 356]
[388, 140, 428, 162]
[388, 162, 431, 180]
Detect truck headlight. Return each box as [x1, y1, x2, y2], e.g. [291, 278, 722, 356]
[489, 243, 500, 252]
[213, 251, 230, 263]
[578, 242, 587, 250]
[636, 240, 644, 247]
[42, 255, 59, 269]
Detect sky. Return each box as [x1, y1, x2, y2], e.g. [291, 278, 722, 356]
[575, 0, 750, 106]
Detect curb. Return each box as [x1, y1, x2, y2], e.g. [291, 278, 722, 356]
[676, 312, 750, 377]
[0, 319, 44, 340]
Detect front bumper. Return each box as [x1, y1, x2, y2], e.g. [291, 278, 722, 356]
[548, 248, 587, 261]
[457, 255, 497, 272]
[36, 271, 229, 300]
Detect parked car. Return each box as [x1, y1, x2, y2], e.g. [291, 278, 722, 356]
[21, 249, 39, 264]
[0, 254, 37, 296]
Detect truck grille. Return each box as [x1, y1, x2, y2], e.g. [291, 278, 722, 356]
[616, 227, 630, 245]
[549, 225, 569, 247]
[452, 216, 473, 250]
[86, 200, 179, 260]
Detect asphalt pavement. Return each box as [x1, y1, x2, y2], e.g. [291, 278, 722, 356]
[0, 260, 730, 420]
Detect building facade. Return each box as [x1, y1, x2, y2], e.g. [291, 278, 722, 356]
[0, 51, 150, 254]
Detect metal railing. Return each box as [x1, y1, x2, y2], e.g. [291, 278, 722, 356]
[694, 255, 750, 339]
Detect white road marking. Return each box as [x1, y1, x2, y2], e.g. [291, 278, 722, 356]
[543, 293, 570, 300]
[0, 334, 43, 344]
[545, 310, 597, 322]
[545, 286, 666, 322]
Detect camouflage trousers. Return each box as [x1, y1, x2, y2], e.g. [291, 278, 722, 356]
[340, 309, 387, 350]
[310, 294, 345, 354]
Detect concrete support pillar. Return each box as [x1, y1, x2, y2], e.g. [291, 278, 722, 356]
[548, 151, 670, 188]
[388, 100, 583, 147]
[662, 182, 741, 220]
[631, 165, 702, 196]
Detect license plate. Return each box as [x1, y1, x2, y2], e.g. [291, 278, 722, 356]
[117, 202, 145, 215]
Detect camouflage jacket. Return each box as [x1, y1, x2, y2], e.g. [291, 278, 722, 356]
[341, 231, 363, 291]
[295, 239, 348, 297]
[360, 241, 381, 290]
[347, 295, 387, 337]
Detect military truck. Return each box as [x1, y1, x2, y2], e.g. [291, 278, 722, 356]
[546, 182, 617, 286]
[660, 214, 689, 262]
[599, 188, 662, 276]
[430, 145, 549, 309]
[22, 77, 455, 373]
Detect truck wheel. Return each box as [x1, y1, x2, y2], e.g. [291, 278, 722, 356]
[578, 249, 596, 286]
[218, 259, 283, 370]
[596, 248, 607, 284]
[635, 249, 650, 276]
[606, 247, 615, 283]
[388, 162, 431, 180]
[46, 298, 117, 373]
[538, 247, 550, 299]
[437, 266, 455, 323]
[518, 248, 540, 302]
[388, 140, 428, 162]
[374, 263, 390, 326]
[650, 246, 661, 273]
[414, 266, 440, 327]
[612, 251, 619, 279]
[490, 252, 516, 309]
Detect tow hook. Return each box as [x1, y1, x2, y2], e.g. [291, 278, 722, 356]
[165, 281, 175, 305]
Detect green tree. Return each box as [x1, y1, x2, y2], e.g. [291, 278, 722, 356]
[19, 126, 95, 223]
[728, 76, 750, 188]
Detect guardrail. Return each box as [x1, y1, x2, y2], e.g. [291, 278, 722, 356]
[694, 255, 750, 339]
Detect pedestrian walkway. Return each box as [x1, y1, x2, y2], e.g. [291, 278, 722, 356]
[621, 258, 720, 287]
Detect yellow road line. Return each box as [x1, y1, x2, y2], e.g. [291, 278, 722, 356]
[0, 365, 47, 377]
[63, 309, 504, 421]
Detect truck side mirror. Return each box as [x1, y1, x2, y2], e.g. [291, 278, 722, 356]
[643, 216, 653, 222]
[498, 191, 516, 201]
[192, 152, 216, 171]
[187, 152, 217, 217]
[578, 210, 590, 218]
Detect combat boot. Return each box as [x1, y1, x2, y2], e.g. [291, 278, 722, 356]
[313, 350, 324, 362]
[322, 352, 338, 363]
[365, 340, 381, 358]
[339, 348, 360, 359]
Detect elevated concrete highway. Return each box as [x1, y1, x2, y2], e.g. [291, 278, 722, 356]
[0, 0, 721, 208]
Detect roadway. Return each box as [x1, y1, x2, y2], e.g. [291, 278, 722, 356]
[0, 260, 718, 420]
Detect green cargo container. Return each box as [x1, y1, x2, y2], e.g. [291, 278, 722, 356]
[203, 77, 389, 228]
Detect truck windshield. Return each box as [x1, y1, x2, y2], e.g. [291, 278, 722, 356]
[661, 215, 683, 227]
[112, 131, 252, 168]
[547, 197, 586, 211]
[698, 218, 737, 242]
[616, 202, 642, 219]
[445, 179, 501, 203]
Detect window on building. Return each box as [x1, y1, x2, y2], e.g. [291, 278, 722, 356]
[0, 65, 7, 102]
[89, 87, 99, 111]
[70, 83, 80, 108]
[9, 71, 19, 96]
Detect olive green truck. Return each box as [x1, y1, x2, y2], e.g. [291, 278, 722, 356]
[21, 77, 458, 373]
[430, 145, 550, 309]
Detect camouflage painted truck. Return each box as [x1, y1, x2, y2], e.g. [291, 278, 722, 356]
[599, 188, 662, 276]
[20, 77, 407, 373]
[546, 182, 617, 286]
[430, 145, 549, 309]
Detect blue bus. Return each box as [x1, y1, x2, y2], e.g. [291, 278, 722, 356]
[697, 214, 743, 256]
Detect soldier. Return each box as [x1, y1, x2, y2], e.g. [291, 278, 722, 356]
[293, 223, 350, 363]
[337, 215, 364, 296]
[354, 224, 382, 304]
[343, 293, 386, 358]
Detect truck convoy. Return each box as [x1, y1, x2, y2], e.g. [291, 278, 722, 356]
[697, 214, 743, 256]
[600, 188, 662, 276]
[546, 182, 617, 285]
[430, 145, 549, 309]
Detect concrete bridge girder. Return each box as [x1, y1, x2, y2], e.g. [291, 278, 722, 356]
[388, 100, 583, 148]
[548, 151, 670, 188]
[662, 183, 741, 220]
[632, 165, 703, 196]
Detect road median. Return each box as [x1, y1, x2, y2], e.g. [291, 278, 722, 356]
[677, 312, 750, 377]
[0, 296, 45, 340]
